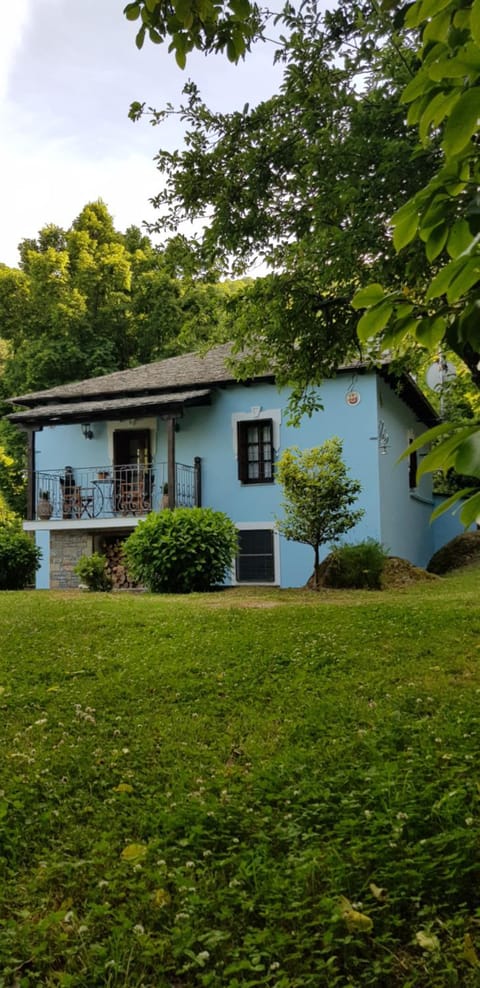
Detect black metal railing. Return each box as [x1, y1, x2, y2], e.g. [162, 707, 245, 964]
[33, 461, 200, 521]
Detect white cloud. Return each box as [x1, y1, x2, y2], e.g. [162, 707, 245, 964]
[0, 0, 30, 102]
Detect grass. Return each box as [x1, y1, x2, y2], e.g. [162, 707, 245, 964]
[1, 568, 480, 986]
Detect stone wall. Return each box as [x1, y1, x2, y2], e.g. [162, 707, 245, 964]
[50, 531, 92, 589]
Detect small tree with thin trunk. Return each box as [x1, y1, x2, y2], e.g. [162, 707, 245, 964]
[276, 439, 364, 587]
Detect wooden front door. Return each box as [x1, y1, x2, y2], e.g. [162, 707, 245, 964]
[113, 429, 152, 513]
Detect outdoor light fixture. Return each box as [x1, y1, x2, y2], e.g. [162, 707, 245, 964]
[370, 420, 390, 455]
[81, 422, 94, 440]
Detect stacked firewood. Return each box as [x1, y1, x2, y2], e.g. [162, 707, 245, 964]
[100, 537, 138, 590]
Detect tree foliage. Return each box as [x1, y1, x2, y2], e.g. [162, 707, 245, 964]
[0, 203, 241, 509]
[275, 439, 364, 585]
[354, 0, 480, 524]
[0, 202, 235, 400]
[123, 0, 262, 66]
[134, 1, 438, 404]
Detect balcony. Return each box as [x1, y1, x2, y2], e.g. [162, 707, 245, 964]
[33, 460, 201, 522]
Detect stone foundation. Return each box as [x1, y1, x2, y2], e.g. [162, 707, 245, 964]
[50, 531, 93, 589]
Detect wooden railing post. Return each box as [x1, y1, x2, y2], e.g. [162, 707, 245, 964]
[194, 456, 202, 507]
[27, 429, 35, 521]
[167, 417, 176, 509]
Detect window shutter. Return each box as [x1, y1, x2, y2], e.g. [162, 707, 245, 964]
[237, 422, 248, 482]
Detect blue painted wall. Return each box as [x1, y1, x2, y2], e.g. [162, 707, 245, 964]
[376, 378, 435, 568]
[33, 371, 440, 587]
[35, 529, 50, 589]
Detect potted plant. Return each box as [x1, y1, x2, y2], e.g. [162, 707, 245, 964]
[161, 483, 169, 509]
[37, 490, 53, 520]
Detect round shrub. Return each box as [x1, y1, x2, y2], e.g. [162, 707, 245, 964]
[0, 524, 41, 590]
[325, 539, 388, 590]
[74, 552, 112, 592]
[123, 507, 238, 593]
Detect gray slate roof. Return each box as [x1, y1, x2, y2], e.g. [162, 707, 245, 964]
[11, 343, 259, 406]
[7, 390, 212, 426]
[7, 341, 439, 428]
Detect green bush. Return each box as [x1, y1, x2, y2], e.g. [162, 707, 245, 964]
[74, 552, 112, 592]
[123, 507, 238, 593]
[0, 523, 41, 590]
[325, 539, 388, 589]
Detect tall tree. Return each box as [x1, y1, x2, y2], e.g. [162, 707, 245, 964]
[133, 1, 438, 407]
[276, 439, 364, 585]
[354, 0, 480, 524]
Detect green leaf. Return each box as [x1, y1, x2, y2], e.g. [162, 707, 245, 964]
[229, 0, 251, 18]
[175, 46, 187, 68]
[430, 487, 476, 521]
[446, 257, 480, 303]
[425, 257, 462, 299]
[398, 421, 471, 462]
[459, 490, 480, 527]
[121, 843, 148, 862]
[423, 7, 452, 43]
[443, 88, 480, 156]
[357, 303, 393, 341]
[135, 24, 146, 47]
[420, 0, 451, 17]
[351, 284, 385, 309]
[472, 0, 480, 47]
[417, 426, 479, 480]
[124, 2, 141, 20]
[419, 90, 461, 143]
[425, 222, 449, 261]
[392, 206, 419, 251]
[415, 315, 446, 347]
[454, 431, 480, 476]
[401, 68, 435, 104]
[174, 0, 195, 23]
[447, 219, 475, 258]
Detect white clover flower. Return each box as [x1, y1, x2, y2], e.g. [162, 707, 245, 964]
[465, 817, 474, 827]
[133, 923, 145, 936]
[270, 961, 281, 971]
[196, 950, 210, 964]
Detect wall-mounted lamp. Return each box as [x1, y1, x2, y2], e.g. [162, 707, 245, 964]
[370, 420, 390, 455]
[81, 422, 94, 440]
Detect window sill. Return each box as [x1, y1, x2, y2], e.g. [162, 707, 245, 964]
[409, 491, 434, 506]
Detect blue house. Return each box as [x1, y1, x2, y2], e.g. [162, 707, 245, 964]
[8, 343, 455, 590]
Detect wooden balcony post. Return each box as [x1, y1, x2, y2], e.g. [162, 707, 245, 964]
[27, 429, 35, 521]
[194, 456, 202, 507]
[167, 416, 176, 509]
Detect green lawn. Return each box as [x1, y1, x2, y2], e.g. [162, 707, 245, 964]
[1, 570, 480, 986]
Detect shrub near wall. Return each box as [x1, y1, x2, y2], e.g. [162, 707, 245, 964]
[123, 508, 238, 593]
[0, 523, 41, 590]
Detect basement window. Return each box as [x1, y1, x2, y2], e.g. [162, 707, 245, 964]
[236, 529, 275, 583]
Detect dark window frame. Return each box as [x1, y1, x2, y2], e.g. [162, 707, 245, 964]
[237, 418, 274, 484]
[408, 439, 418, 490]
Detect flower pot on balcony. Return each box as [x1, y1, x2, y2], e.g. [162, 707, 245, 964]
[37, 493, 53, 520]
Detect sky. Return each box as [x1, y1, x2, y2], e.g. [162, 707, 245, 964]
[0, 0, 283, 268]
